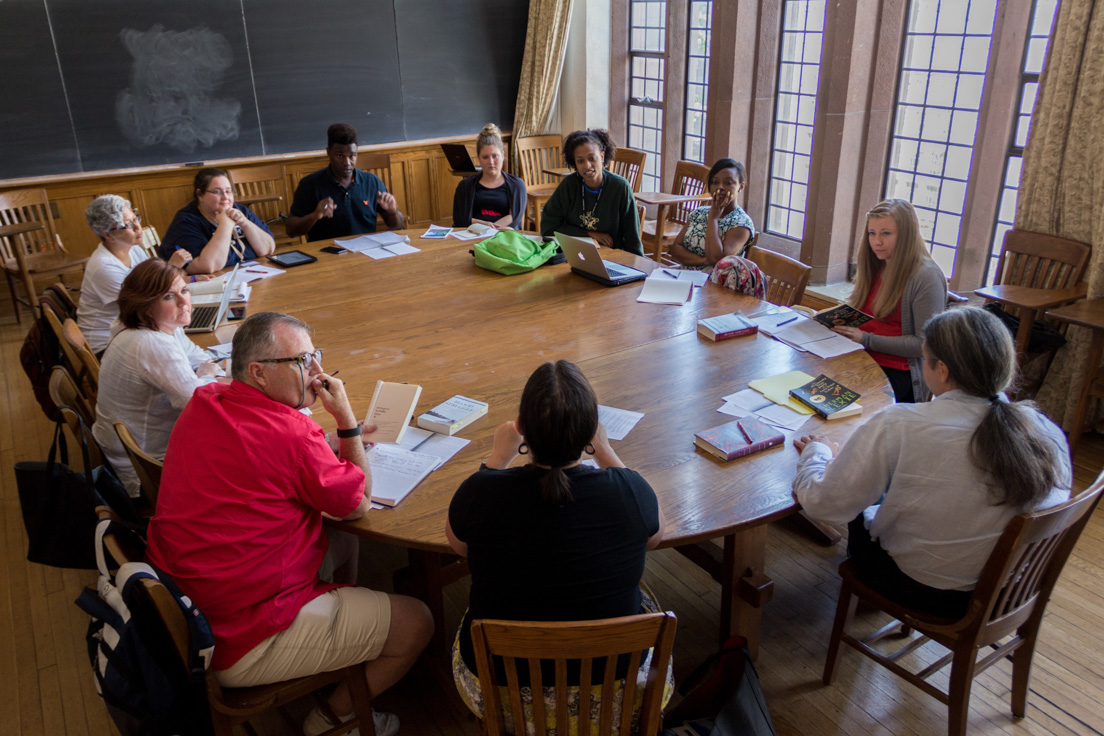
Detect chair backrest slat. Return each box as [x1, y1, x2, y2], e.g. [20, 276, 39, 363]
[669, 161, 711, 226]
[516, 135, 563, 187]
[609, 148, 647, 192]
[746, 245, 811, 307]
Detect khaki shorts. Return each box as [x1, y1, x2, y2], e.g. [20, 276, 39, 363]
[216, 586, 392, 688]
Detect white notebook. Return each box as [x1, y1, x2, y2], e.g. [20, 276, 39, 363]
[366, 444, 442, 507]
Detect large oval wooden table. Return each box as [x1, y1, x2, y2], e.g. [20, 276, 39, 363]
[221, 233, 891, 658]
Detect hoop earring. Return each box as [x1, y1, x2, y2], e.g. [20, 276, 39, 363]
[518, 443, 529, 455]
[585, 444, 596, 455]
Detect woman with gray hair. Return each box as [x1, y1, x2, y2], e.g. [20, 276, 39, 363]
[77, 195, 191, 356]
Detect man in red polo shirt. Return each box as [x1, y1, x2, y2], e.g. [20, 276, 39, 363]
[147, 312, 431, 736]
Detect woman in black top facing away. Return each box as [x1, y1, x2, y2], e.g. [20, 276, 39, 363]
[446, 360, 667, 726]
[540, 129, 644, 255]
[452, 123, 528, 230]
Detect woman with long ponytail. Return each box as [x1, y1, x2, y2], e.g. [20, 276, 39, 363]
[792, 306, 1071, 618]
[445, 360, 666, 722]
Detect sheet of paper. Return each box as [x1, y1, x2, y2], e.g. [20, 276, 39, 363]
[597, 405, 645, 441]
[717, 402, 750, 418]
[238, 263, 285, 282]
[385, 242, 420, 256]
[803, 334, 865, 359]
[748, 371, 817, 414]
[637, 276, 693, 305]
[755, 403, 812, 432]
[362, 247, 398, 259]
[207, 342, 234, 360]
[721, 388, 774, 412]
[395, 427, 471, 464]
[773, 318, 838, 345]
[658, 268, 710, 287]
[580, 459, 600, 469]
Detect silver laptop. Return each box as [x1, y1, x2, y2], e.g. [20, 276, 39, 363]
[185, 263, 239, 333]
[555, 233, 647, 287]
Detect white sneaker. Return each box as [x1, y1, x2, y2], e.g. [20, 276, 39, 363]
[303, 705, 400, 736]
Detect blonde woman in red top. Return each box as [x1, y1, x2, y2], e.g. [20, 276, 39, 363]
[833, 199, 947, 402]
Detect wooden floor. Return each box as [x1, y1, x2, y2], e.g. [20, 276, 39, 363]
[2, 308, 1103, 736]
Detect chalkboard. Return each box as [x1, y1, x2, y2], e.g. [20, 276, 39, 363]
[0, 0, 529, 181]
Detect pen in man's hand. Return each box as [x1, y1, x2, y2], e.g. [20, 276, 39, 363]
[322, 370, 339, 391]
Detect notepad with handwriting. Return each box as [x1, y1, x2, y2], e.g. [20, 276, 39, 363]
[366, 444, 441, 507]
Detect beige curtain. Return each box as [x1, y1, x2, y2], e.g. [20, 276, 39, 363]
[512, 0, 574, 164]
[1016, 0, 1104, 430]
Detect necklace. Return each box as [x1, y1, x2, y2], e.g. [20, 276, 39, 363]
[579, 177, 603, 230]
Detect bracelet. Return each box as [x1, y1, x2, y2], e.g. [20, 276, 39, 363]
[336, 426, 362, 439]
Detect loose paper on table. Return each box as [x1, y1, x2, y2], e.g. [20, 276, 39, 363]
[597, 405, 645, 441]
[637, 277, 693, 305]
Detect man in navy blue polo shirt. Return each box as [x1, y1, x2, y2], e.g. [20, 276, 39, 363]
[287, 123, 406, 242]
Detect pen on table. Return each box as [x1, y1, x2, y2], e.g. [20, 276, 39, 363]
[661, 268, 679, 279]
[776, 315, 799, 327]
[245, 268, 267, 273]
[737, 421, 754, 444]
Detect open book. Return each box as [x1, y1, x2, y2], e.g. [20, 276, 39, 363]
[363, 381, 422, 444]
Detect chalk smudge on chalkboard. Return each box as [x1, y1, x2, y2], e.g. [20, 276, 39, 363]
[115, 24, 241, 153]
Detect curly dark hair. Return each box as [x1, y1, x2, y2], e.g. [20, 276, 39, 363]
[327, 123, 358, 148]
[562, 129, 617, 169]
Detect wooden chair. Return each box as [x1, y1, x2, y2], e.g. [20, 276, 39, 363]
[609, 147, 647, 193]
[823, 473, 1104, 736]
[97, 510, 377, 736]
[515, 134, 563, 231]
[974, 229, 1091, 397]
[139, 225, 162, 260]
[230, 163, 299, 247]
[48, 365, 103, 472]
[745, 244, 811, 308]
[641, 161, 711, 261]
[471, 612, 676, 736]
[0, 187, 88, 323]
[62, 318, 100, 404]
[112, 421, 163, 508]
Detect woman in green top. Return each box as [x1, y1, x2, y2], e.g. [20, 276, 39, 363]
[540, 129, 643, 256]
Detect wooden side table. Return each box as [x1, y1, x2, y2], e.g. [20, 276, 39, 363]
[1046, 297, 1104, 456]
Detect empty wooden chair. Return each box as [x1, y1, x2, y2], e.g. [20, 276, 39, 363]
[48, 365, 103, 472]
[97, 512, 377, 736]
[608, 147, 647, 193]
[471, 612, 676, 736]
[0, 187, 88, 323]
[640, 161, 711, 261]
[230, 163, 298, 247]
[974, 229, 1090, 397]
[112, 420, 163, 508]
[515, 134, 564, 231]
[62, 318, 100, 405]
[823, 473, 1104, 736]
[745, 244, 811, 308]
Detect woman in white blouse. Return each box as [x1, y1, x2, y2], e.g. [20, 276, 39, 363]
[92, 259, 223, 499]
[77, 195, 191, 356]
[792, 307, 1070, 618]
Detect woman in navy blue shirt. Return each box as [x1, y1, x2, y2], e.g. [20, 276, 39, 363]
[160, 167, 275, 274]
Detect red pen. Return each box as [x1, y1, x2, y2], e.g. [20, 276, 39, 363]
[737, 421, 753, 444]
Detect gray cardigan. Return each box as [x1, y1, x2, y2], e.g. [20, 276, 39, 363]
[859, 257, 947, 400]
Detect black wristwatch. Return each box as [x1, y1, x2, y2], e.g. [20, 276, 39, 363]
[336, 426, 363, 439]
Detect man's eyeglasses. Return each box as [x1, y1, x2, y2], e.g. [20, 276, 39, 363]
[205, 188, 235, 197]
[258, 350, 323, 369]
[112, 213, 142, 231]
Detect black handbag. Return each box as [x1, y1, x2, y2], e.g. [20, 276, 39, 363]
[983, 302, 1067, 353]
[663, 636, 776, 736]
[14, 410, 142, 569]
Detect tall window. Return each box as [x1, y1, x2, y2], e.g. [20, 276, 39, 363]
[628, 0, 667, 192]
[988, 0, 1059, 284]
[683, 1, 712, 163]
[766, 0, 826, 240]
[885, 0, 998, 277]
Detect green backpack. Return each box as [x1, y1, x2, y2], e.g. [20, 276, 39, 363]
[472, 231, 559, 275]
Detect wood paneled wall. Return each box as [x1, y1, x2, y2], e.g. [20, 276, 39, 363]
[0, 134, 502, 259]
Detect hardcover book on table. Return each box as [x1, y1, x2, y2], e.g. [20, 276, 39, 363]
[813, 303, 874, 329]
[789, 374, 863, 420]
[697, 311, 758, 341]
[694, 415, 785, 461]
